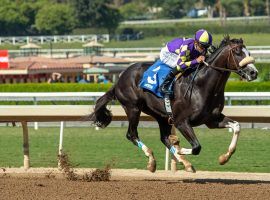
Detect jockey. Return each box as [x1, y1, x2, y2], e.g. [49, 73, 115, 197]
[159, 29, 213, 96]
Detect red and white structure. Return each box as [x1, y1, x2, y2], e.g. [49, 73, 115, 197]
[0, 50, 9, 69]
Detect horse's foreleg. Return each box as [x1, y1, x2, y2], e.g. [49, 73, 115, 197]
[158, 120, 195, 173]
[168, 135, 196, 173]
[206, 114, 240, 165]
[125, 106, 156, 173]
[175, 120, 201, 156]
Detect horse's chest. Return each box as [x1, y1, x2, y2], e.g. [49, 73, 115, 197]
[193, 97, 224, 119]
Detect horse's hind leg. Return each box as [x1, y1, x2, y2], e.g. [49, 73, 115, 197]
[157, 118, 195, 173]
[124, 106, 156, 173]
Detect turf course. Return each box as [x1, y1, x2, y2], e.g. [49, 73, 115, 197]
[0, 126, 269, 173]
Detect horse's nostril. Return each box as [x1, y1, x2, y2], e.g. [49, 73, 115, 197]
[251, 71, 258, 78]
[250, 71, 258, 77]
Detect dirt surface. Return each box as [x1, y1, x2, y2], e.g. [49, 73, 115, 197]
[1, 168, 270, 200]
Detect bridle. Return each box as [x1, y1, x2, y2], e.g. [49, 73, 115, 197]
[206, 43, 245, 73]
[227, 44, 243, 70]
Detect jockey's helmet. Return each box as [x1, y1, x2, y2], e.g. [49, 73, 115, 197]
[195, 29, 212, 48]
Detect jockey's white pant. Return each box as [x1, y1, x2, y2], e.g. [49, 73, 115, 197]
[160, 46, 178, 68]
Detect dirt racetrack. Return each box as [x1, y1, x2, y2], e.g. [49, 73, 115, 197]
[1, 168, 270, 200]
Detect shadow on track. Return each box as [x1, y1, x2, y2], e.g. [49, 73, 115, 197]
[166, 179, 270, 185]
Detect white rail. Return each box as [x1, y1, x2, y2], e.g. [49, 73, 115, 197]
[8, 46, 270, 53]
[0, 34, 110, 45]
[225, 92, 270, 105]
[0, 92, 269, 105]
[121, 16, 270, 25]
[0, 92, 105, 103]
[7, 47, 270, 61]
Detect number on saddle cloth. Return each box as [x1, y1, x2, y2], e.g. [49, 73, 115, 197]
[139, 60, 175, 98]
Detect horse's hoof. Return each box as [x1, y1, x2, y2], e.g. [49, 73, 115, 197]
[219, 154, 228, 165]
[147, 160, 156, 173]
[185, 165, 196, 173]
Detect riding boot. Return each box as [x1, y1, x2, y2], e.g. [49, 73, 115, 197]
[159, 67, 180, 96]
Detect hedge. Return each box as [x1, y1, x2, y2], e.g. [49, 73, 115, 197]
[117, 23, 270, 37]
[0, 83, 113, 92]
[229, 62, 270, 81]
[74, 19, 270, 36]
[225, 81, 270, 92]
[0, 81, 269, 92]
[255, 63, 270, 82]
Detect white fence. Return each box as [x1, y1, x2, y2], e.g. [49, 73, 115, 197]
[225, 92, 270, 105]
[0, 92, 104, 104]
[0, 34, 110, 45]
[7, 46, 270, 61]
[121, 16, 270, 25]
[0, 92, 269, 105]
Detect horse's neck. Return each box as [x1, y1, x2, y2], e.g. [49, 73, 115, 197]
[199, 49, 231, 93]
[179, 47, 230, 94]
[192, 65, 231, 94]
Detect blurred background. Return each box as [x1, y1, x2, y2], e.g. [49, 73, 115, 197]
[0, 0, 269, 85]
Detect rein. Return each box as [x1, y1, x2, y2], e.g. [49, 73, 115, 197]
[204, 62, 239, 73]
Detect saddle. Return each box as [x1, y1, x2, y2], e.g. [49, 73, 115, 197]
[139, 61, 196, 124]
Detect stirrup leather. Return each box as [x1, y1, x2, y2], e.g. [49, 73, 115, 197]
[164, 96, 174, 124]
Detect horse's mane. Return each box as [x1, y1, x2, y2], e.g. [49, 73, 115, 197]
[206, 35, 243, 63]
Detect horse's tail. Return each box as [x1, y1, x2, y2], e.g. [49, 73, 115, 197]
[88, 86, 116, 128]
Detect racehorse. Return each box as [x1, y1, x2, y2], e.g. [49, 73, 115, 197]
[89, 35, 258, 173]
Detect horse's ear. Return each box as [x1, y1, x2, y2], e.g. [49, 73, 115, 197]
[220, 34, 230, 47]
[223, 34, 230, 43]
[240, 38, 243, 44]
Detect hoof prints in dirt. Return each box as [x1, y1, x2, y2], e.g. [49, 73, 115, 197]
[58, 151, 111, 182]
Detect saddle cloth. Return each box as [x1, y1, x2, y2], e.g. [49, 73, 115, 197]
[139, 60, 173, 98]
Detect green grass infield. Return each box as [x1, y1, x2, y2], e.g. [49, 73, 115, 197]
[0, 126, 269, 173]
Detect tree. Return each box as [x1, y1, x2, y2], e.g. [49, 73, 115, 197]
[266, 0, 270, 17]
[19, 1, 41, 34]
[145, 0, 164, 7]
[0, 0, 30, 35]
[204, 0, 217, 18]
[221, 0, 243, 17]
[119, 1, 148, 20]
[160, 0, 195, 19]
[98, 5, 122, 34]
[250, 0, 266, 16]
[243, 0, 250, 16]
[71, 0, 122, 34]
[35, 4, 76, 35]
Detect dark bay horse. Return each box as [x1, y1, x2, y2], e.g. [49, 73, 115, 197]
[89, 36, 258, 172]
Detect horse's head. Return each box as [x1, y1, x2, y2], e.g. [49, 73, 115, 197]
[208, 35, 258, 81]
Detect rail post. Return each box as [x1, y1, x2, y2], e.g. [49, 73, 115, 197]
[58, 121, 65, 168]
[21, 121, 30, 170]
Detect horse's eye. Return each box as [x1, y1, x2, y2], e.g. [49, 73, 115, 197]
[235, 48, 242, 55]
